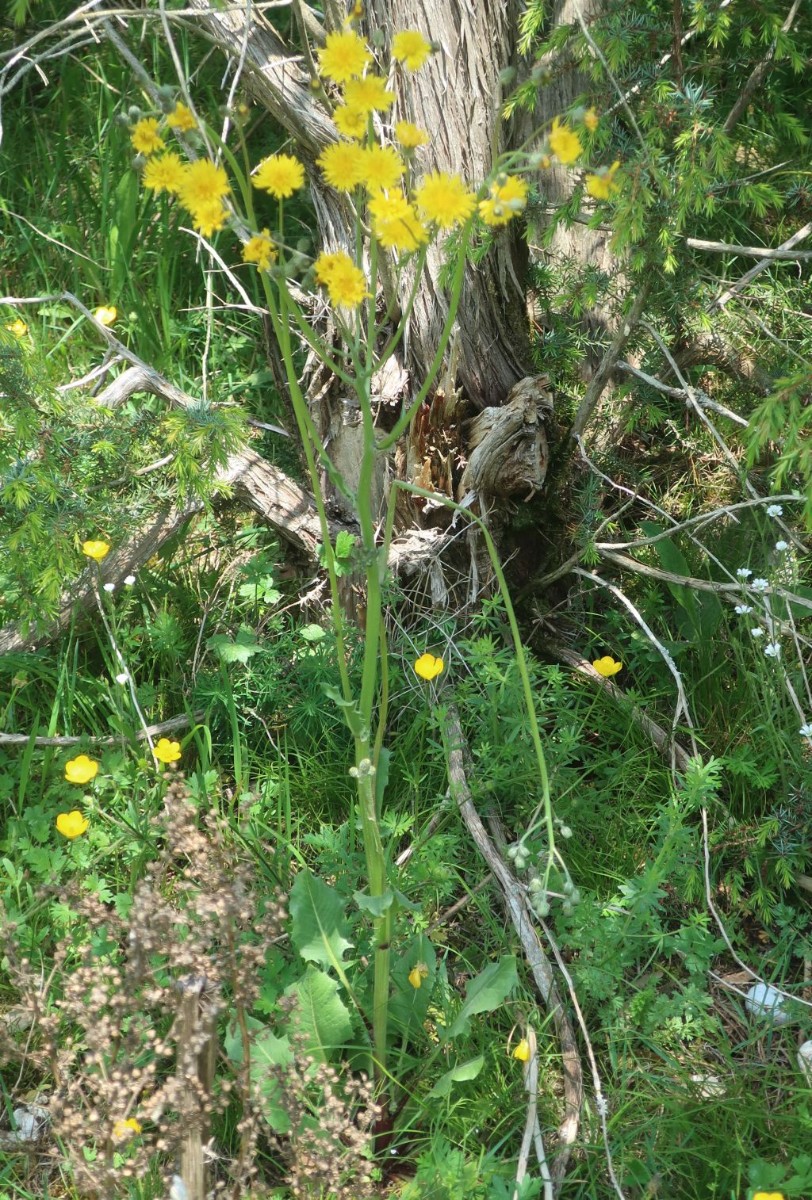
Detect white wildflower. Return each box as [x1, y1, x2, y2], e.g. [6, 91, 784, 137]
[800, 723, 812, 738]
[750, 578, 769, 592]
[750, 627, 764, 638]
[124, 574, 136, 585]
[766, 504, 783, 517]
[103, 582, 115, 593]
[736, 568, 753, 579]
[115, 671, 129, 684]
[764, 642, 781, 658]
[775, 540, 788, 552]
[734, 605, 753, 615]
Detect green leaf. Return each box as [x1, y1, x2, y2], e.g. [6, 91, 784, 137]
[290, 869, 353, 972]
[208, 625, 262, 663]
[446, 956, 518, 1040]
[353, 889, 395, 917]
[427, 1056, 485, 1098]
[300, 623, 326, 643]
[224, 1017, 292, 1132]
[335, 530, 356, 559]
[285, 964, 353, 1061]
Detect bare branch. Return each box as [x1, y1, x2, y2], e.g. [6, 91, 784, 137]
[686, 237, 812, 261]
[0, 713, 202, 747]
[721, 0, 803, 135]
[709, 222, 812, 311]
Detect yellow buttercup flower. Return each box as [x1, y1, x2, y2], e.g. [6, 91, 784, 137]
[415, 171, 476, 230]
[344, 75, 395, 114]
[154, 738, 182, 764]
[548, 118, 582, 164]
[253, 153, 305, 199]
[178, 159, 231, 212]
[314, 251, 368, 310]
[64, 754, 99, 785]
[392, 29, 432, 71]
[317, 29, 372, 83]
[408, 962, 429, 989]
[585, 161, 621, 201]
[130, 118, 165, 157]
[318, 141, 368, 192]
[394, 120, 429, 150]
[142, 151, 185, 196]
[513, 1038, 531, 1062]
[414, 653, 444, 681]
[584, 107, 599, 132]
[592, 655, 623, 678]
[333, 104, 368, 140]
[56, 810, 90, 839]
[361, 144, 404, 193]
[752, 1194, 785, 1200]
[369, 192, 429, 253]
[166, 102, 196, 132]
[112, 1117, 142, 1141]
[242, 229, 276, 271]
[478, 175, 528, 227]
[82, 539, 111, 560]
[5, 318, 28, 338]
[93, 306, 117, 327]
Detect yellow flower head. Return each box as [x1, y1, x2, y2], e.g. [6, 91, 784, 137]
[753, 1194, 785, 1200]
[478, 175, 528, 227]
[93, 307, 117, 327]
[318, 29, 372, 83]
[592, 655, 623, 678]
[414, 653, 444, 681]
[318, 141, 368, 192]
[131, 118, 165, 157]
[394, 120, 429, 150]
[166, 102, 196, 132]
[369, 191, 429, 253]
[253, 153, 305, 199]
[392, 29, 433, 71]
[415, 171, 476, 230]
[178, 159, 231, 213]
[343, 75, 395, 114]
[5, 318, 28, 338]
[242, 229, 277, 271]
[584, 107, 599, 132]
[408, 962, 429, 989]
[82, 539, 111, 560]
[188, 199, 229, 238]
[56, 810, 90, 839]
[142, 151, 186, 196]
[333, 104, 368, 140]
[314, 251, 369, 310]
[512, 1037, 531, 1062]
[585, 161, 621, 201]
[112, 1118, 142, 1141]
[361, 144, 404, 193]
[548, 118, 582, 165]
[64, 754, 99, 785]
[154, 738, 182, 764]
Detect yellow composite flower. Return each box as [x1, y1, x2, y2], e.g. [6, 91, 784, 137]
[392, 29, 432, 71]
[5, 318, 28, 338]
[188, 199, 229, 238]
[414, 171, 476, 230]
[584, 107, 600, 132]
[394, 120, 429, 150]
[592, 655, 623, 678]
[361, 144, 404, 192]
[478, 175, 528, 227]
[64, 754, 99, 784]
[154, 737, 182, 764]
[178, 159, 231, 212]
[512, 1038, 531, 1062]
[56, 810, 90, 839]
[368, 191, 429, 253]
[112, 1117, 142, 1141]
[343, 75, 395, 114]
[142, 151, 185, 196]
[408, 962, 429, 989]
[752, 1193, 785, 1200]
[93, 306, 117, 327]
[333, 104, 368, 140]
[82, 538, 111, 560]
[318, 141, 368, 192]
[414, 653, 444, 681]
[314, 251, 369, 310]
[253, 153, 305, 199]
[548, 118, 582, 165]
[130, 118, 165, 157]
[317, 29, 372, 83]
[585, 160, 621, 201]
[166, 101, 196, 132]
[242, 229, 277, 271]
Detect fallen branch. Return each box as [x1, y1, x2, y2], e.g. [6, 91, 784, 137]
[443, 707, 582, 1191]
[0, 712, 202, 748]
